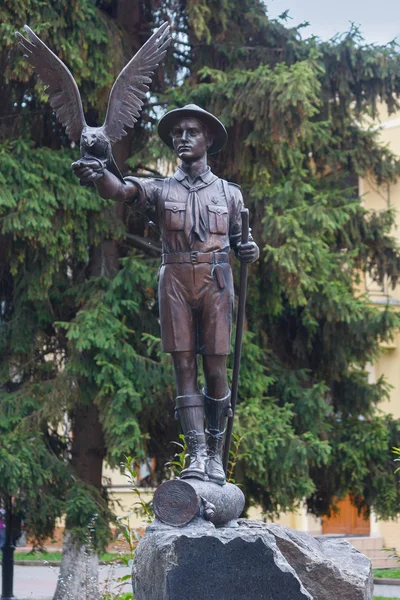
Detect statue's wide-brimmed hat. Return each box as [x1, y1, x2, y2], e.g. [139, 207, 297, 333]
[158, 104, 228, 155]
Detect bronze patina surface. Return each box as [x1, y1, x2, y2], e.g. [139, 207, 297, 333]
[17, 25, 259, 488]
[75, 106, 260, 486]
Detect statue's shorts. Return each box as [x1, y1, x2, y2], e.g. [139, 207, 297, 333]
[158, 262, 234, 355]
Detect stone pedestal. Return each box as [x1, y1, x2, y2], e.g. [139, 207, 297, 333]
[132, 519, 374, 600]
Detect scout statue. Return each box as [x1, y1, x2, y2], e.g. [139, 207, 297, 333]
[16, 24, 259, 487]
[73, 105, 259, 485]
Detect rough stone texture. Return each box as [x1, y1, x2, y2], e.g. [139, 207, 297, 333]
[132, 519, 373, 600]
[245, 520, 373, 600]
[53, 532, 101, 600]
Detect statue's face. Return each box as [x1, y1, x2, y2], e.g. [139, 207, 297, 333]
[170, 117, 210, 162]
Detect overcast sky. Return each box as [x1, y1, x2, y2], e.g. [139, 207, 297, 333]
[267, 0, 400, 45]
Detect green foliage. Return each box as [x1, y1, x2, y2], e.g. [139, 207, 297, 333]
[1, 0, 400, 550]
[14, 550, 130, 562]
[1, 0, 119, 145]
[172, 0, 400, 518]
[103, 594, 133, 600]
[64, 482, 112, 551]
[394, 446, 400, 473]
[58, 253, 174, 464]
[120, 456, 154, 521]
[165, 434, 188, 478]
[227, 433, 249, 485]
[0, 391, 69, 546]
[0, 0, 175, 545]
[107, 518, 137, 600]
[0, 139, 114, 289]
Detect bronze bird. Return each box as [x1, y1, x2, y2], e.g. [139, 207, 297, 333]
[15, 23, 171, 183]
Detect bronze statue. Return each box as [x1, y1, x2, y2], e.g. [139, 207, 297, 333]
[16, 25, 259, 488]
[16, 23, 171, 183]
[74, 106, 259, 485]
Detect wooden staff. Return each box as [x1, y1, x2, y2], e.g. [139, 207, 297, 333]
[223, 208, 249, 473]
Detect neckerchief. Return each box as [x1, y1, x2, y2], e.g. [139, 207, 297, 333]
[177, 173, 218, 247]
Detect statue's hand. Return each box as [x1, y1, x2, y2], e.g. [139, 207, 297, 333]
[71, 158, 105, 183]
[236, 241, 259, 264]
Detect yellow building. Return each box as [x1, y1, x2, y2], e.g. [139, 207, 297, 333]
[358, 106, 400, 556]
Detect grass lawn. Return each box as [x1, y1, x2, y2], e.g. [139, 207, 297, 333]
[374, 569, 400, 579]
[375, 597, 397, 600]
[13, 551, 129, 562]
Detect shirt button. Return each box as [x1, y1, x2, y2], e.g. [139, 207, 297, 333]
[173, 206, 178, 211]
[217, 209, 221, 214]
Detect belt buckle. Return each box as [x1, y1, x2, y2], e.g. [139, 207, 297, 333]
[190, 251, 199, 264]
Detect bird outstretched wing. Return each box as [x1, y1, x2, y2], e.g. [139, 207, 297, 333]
[15, 26, 86, 142]
[103, 22, 171, 143]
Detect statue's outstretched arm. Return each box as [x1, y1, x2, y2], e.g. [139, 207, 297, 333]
[71, 159, 137, 201]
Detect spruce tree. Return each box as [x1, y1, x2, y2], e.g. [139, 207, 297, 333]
[1, 1, 400, 595]
[1, 1, 175, 593]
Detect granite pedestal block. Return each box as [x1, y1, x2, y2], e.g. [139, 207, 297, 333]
[132, 519, 373, 600]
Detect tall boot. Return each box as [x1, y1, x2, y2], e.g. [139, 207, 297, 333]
[175, 394, 207, 481]
[204, 390, 232, 486]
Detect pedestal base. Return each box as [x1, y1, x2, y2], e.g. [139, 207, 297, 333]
[132, 519, 373, 600]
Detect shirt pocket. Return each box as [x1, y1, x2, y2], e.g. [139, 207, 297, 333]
[164, 201, 186, 231]
[207, 204, 228, 234]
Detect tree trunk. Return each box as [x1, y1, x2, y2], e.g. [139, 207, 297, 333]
[70, 400, 106, 489]
[53, 247, 116, 599]
[53, 532, 101, 600]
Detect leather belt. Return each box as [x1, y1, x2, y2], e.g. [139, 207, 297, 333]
[161, 251, 229, 265]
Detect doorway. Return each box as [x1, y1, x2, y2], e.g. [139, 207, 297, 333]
[322, 495, 370, 535]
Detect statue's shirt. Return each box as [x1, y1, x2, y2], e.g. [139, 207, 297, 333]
[126, 167, 243, 254]
[125, 166, 247, 354]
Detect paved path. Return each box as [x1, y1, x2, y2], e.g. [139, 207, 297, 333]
[0, 564, 132, 599]
[6, 565, 400, 599]
[374, 582, 400, 598]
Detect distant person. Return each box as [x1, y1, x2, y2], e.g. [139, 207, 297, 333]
[0, 508, 6, 549]
[11, 510, 23, 546]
